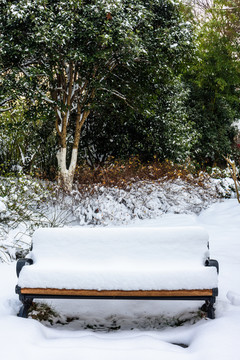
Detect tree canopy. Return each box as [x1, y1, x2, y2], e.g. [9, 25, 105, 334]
[1, 0, 239, 184]
[1, 0, 193, 188]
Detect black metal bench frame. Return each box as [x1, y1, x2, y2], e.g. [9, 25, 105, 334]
[15, 258, 219, 319]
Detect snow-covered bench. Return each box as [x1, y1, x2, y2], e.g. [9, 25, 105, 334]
[15, 227, 219, 319]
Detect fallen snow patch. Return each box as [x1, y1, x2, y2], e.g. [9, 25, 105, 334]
[227, 291, 240, 306]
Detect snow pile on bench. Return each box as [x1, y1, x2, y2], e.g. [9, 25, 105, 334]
[17, 227, 218, 291]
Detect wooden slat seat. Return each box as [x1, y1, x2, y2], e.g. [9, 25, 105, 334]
[20, 288, 214, 297]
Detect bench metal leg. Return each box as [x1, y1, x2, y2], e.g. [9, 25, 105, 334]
[206, 299, 215, 319]
[201, 298, 216, 319]
[18, 298, 33, 318]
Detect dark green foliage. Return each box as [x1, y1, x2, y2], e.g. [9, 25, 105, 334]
[0, 0, 195, 178]
[0, 103, 57, 176]
[80, 79, 196, 165]
[182, 2, 240, 166]
[185, 86, 237, 164]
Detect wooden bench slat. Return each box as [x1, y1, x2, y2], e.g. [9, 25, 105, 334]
[20, 288, 213, 297]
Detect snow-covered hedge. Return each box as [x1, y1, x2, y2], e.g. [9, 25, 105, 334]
[74, 177, 235, 226]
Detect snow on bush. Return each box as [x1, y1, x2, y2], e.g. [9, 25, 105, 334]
[75, 177, 235, 226]
[0, 174, 52, 261]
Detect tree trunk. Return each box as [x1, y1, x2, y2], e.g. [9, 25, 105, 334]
[56, 147, 78, 192]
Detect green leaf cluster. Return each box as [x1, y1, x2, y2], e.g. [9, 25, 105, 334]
[181, 0, 240, 165]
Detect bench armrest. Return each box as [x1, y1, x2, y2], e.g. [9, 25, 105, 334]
[205, 259, 219, 274]
[16, 258, 33, 278]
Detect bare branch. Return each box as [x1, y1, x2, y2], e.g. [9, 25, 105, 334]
[0, 97, 12, 106]
[0, 97, 13, 112]
[100, 87, 136, 110]
[224, 155, 240, 203]
[0, 107, 12, 112]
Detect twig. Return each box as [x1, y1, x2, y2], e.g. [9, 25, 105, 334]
[224, 155, 240, 203]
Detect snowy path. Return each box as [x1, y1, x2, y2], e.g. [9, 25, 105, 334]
[0, 199, 240, 360]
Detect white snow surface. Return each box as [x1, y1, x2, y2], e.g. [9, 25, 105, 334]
[0, 199, 240, 360]
[18, 226, 217, 290]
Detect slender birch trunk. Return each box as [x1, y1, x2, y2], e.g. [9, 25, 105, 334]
[53, 61, 95, 191]
[56, 108, 90, 191]
[56, 147, 78, 192]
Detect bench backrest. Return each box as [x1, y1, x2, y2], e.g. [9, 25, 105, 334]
[31, 226, 210, 267]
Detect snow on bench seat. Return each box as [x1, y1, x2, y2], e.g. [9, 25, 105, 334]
[17, 227, 218, 291]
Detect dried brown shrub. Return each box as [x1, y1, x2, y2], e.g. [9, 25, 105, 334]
[74, 157, 206, 191]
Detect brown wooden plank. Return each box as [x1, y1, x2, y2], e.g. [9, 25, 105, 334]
[20, 288, 213, 297]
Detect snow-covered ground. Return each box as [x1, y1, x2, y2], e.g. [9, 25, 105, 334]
[0, 199, 240, 360]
